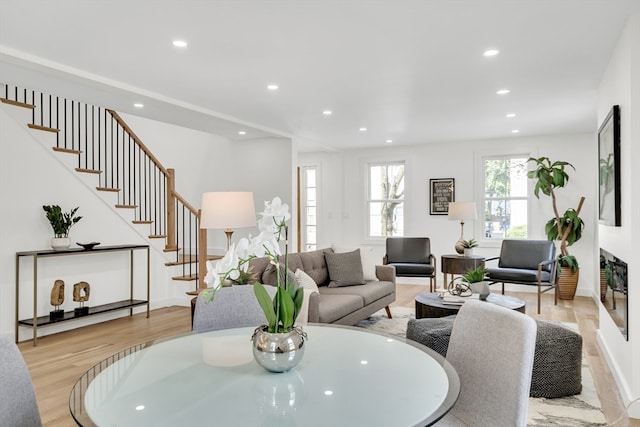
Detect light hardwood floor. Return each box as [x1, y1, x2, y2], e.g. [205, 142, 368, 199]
[18, 285, 640, 426]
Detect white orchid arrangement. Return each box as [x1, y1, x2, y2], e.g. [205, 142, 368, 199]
[203, 197, 304, 333]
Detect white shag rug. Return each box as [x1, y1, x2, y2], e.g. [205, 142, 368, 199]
[356, 307, 608, 427]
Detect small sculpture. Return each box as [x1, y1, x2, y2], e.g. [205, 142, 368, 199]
[49, 279, 65, 320]
[73, 281, 90, 316]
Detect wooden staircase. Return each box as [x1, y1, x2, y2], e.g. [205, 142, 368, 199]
[1, 84, 211, 290]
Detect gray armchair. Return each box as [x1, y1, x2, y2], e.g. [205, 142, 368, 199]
[0, 336, 42, 427]
[383, 237, 436, 291]
[485, 239, 557, 314]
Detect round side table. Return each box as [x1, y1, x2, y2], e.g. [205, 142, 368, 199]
[415, 292, 526, 319]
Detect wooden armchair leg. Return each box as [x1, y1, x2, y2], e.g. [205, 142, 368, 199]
[384, 306, 392, 319]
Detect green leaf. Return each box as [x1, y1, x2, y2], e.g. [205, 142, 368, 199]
[254, 284, 276, 330]
[276, 287, 295, 331]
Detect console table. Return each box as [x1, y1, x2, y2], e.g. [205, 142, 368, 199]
[15, 244, 150, 345]
[441, 254, 485, 287]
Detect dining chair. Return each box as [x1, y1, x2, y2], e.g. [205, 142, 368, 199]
[435, 300, 537, 427]
[383, 237, 436, 291]
[192, 285, 276, 333]
[0, 335, 42, 427]
[485, 239, 557, 314]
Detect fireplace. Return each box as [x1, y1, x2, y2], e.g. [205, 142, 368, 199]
[599, 248, 628, 340]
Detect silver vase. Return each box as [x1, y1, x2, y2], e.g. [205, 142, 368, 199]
[251, 325, 307, 373]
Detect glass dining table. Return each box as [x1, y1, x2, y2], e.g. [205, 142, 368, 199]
[69, 324, 459, 427]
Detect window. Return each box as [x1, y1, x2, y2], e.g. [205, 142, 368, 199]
[368, 162, 404, 237]
[300, 166, 317, 251]
[483, 156, 528, 239]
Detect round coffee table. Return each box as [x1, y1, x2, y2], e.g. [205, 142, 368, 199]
[415, 292, 526, 319]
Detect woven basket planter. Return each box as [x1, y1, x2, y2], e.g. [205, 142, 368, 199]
[557, 266, 579, 300]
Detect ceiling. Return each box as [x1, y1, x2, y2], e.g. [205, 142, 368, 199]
[1, 0, 640, 152]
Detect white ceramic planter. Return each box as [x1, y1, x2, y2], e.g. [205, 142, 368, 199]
[51, 237, 71, 251]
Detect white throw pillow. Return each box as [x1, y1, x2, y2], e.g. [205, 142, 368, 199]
[331, 244, 378, 281]
[294, 269, 318, 324]
[294, 269, 319, 292]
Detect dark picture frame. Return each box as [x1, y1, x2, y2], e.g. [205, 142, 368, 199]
[598, 105, 621, 226]
[430, 178, 455, 215]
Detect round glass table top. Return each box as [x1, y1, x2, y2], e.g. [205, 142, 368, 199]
[70, 324, 459, 427]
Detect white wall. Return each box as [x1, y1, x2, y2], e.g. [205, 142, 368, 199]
[299, 133, 597, 294]
[0, 104, 293, 340]
[596, 14, 640, 418]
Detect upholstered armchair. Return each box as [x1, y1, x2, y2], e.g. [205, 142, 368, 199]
[383, 237, 436, 291]
[485, 239, 557, 314]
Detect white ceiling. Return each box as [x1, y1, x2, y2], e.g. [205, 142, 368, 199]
[1, 0, 640, 151]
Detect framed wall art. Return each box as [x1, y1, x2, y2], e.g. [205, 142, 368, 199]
[430, 178, 455, 215]
[598, 105, 621, 226]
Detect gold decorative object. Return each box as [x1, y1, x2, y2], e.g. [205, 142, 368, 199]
[73, 281, 91, 316]
[49, 279, 65, 320]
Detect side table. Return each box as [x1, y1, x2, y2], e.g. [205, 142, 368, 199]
[415, 292, 526, 319]
[441, 254, 485, 288]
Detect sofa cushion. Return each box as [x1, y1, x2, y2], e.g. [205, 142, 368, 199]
[331, 244, 378, 281]
[325, 249, 365, 288]
[320, 281, 394, 305]
[295, 269, 319, 292]
[316, 294, 364, 323]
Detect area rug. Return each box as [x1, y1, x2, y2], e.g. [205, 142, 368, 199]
[355, 308, 607, 427]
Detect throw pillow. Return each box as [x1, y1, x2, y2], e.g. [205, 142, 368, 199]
[331, 244, 378, 281]
[324, 249, 365, 288]
[294, 269, 319, 293]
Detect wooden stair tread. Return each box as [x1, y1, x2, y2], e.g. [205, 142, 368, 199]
[172, 274, 198, 281]
[28, 123, 60, 133]
[75, 168, 102, 174]
[164, 254, 221, 266]
[132, 220, 153, 224]
[1, 98, 35, 109]
[115, 204, 137, 209]
[149, 234, 167, 239]
[185, 290, 202, 296]
[53, 147, 82, 155]
[96, 187, 120, 192]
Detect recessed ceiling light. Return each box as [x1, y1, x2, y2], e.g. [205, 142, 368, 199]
[238, 131, 246, 135]
[323, 110, 332, 116]
[506, 113, 516, 118]
[483, 49, 500, 57]
[496, 89, 510, 95]
[359, 127, 367, 132]
[172, 40, 188, 48]
[512, 129, 520, 133]
[133, 103, 144, 108]
[385, 139, 393, 144]
[267, 84, 279, 91]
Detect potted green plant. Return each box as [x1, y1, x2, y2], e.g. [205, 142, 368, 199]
[43, 205, 82, 250]
[527, 157, 585, 299]
[461, 266, 490, 300]
[461, 238, 478, 257]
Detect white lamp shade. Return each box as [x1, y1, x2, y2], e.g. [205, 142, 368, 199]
[200, 192, 256, 229]
[448, 202, 478, 221]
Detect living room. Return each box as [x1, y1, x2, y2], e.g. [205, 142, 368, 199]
[1, 1, 640, 425]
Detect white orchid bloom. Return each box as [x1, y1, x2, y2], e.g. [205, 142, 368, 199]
[204, 260, 221, 288]
[215, 242, 240, 280]
[258, 197, 291, 235]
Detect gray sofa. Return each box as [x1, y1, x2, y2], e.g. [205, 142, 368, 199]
[248, 248, 396, 325]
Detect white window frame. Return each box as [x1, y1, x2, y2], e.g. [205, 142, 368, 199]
[366, 161, 405, 239]
[474, 149, 537, 248]
[299, 165, 318, 252]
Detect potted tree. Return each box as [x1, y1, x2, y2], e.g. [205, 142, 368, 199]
[43, 205, 82, 250]
[527, 157, 585, 299]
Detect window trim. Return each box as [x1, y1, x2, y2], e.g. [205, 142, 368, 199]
[366, 160, 406, 240]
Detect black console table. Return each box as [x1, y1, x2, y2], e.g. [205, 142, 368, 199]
[15, 244, 150, 345]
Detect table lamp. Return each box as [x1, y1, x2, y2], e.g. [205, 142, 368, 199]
[448, 201, 477, 254]
[200, 191, 257, 249]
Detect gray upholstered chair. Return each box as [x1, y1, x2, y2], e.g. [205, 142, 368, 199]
[192, 285, 276, 333]
[0, 336, 42, 427]
[485, 239, 557, 314]
[435, 300, 537, 427]
[383, 237, 436, 291]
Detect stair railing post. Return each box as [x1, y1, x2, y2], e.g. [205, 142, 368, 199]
[198, 209, 208, 291]
[166, 168, 177, 251]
